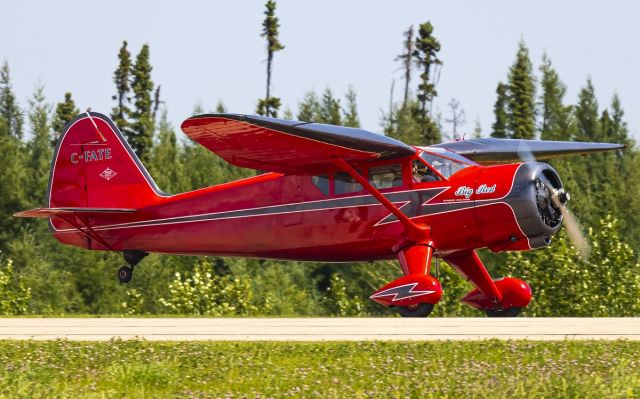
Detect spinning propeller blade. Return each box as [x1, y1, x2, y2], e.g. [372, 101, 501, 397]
[519, 144, 591, 259]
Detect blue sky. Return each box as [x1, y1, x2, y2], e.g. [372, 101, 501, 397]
[1, 0, 638, 142]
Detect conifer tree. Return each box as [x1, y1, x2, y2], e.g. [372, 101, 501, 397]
[256, 0, 284, 118]
[473, 118, 482, 138]
[111, 41, 132, 133]
[575, 78, 600, 141]
[412, 22, 442, 144]
[297, 91, 321, 122]
[538, 54, 572, 140]
[383, 100, 422, 144]
[149, 110, 184, 194]
[343, 87, 360, 128]
[395, 25, 414, 108]
[491, 82, 509, 138]
[0, 66, 27, 243]
[0, 61, 23, 139]
[215, 100, 227, 113]
[192, 102, 205, 116]
[609, 94, 629, 144]
[152, 85, 162, 125]
[130, 44, 155, 162]
[26, 85, 52, 205]
[506, 41, 536, 139]
[51, 92, 79, 142]
[319, 88, 341, 125]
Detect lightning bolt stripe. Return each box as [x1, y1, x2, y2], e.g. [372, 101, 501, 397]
[370, 282, 436, 302]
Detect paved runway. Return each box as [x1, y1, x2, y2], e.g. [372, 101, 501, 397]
[0, 318, 638, 341]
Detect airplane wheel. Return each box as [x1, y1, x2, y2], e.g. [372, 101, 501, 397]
[485, 307, 521, 317]
[395, 303, 434, 317]
[117, 266, 133, 283]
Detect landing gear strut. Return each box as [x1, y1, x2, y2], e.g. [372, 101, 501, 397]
[444, 251, 531, 317]
[117, 250, 148, 283]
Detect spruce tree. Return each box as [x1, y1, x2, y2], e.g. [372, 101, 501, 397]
[282, 107, 294, 120]
[506, 41, 536, 139]
[395, 25, 414, 108]
[152, 85, 162, 125]
[343, 87, 360, 128]
[412, 22, 442, 144]
[0, 61, 23, 139]
[111, 41, 132, 133]
[609, 94, 629, 144]
[319, 88, 341, 125]
[215, 99, 227, 113]
[130, 44, 155, 162]
[539, 54, 572, 140]
[26, 85, 52, 206]
[297, 91, 321, 122]
[383, 100, 422, 145]
[0, 65, 28, 242]
[491, 82, 509, 138]
[473, 118, 482, 138]
[52, 92, 79, 142]
[149, 110, 184, 194]
[256, 0, 284, 118]
[575, 78, 600, 141]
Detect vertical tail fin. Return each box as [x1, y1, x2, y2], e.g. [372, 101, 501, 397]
[48, 111, 166, 210]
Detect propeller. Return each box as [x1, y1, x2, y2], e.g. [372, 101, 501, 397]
[518, 141, 591, 259]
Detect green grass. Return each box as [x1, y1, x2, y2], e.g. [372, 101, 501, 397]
[0, 340, 639, 398]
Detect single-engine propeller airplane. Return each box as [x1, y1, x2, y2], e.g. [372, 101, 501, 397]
[15, 111, 624, 317]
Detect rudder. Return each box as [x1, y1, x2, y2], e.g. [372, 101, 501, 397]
[48, 111, 165, 211]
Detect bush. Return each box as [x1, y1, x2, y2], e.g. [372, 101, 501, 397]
[496, 214, 640, 316]
[159, 259, 257, 316]
[0, 257, 31, 315]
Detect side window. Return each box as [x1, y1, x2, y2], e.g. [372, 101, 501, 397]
[369, 164, 403, 189]
[311, 174, 330, 195]
[334, 172, 362, 195]
[412, 160, 441, 183]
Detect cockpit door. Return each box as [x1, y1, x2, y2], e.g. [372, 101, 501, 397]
[281, 177, 303, 226]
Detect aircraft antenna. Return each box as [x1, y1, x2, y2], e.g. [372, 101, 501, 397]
[85, 107, 107, 142]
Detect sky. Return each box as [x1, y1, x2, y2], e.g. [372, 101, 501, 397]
[1, 0, 638, 142]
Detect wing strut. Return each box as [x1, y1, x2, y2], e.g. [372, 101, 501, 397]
[332, 158, 430, 245]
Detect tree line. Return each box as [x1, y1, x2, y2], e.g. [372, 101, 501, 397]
[0, 1, 639, 316]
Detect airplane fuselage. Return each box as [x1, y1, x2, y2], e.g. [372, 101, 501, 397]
[52, 158, 549, 262]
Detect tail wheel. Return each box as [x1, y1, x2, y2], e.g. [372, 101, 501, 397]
[485, 307, 522, 317]
[395, 303, 435, 318]
[117, 266, 133, 283]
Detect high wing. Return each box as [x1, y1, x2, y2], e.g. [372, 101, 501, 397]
[431, 138, 625, 165]
[181, 114, 416, 173]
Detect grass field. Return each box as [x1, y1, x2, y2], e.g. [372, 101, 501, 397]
[0, 340, 639, 398]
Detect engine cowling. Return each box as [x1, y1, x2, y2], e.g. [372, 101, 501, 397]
[505, 162, 566, 249]
[476, 162, 568, 251]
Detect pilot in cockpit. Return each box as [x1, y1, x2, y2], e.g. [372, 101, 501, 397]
[412, 161, 438, 183]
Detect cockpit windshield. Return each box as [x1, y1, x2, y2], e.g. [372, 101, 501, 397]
[418, 147, 475, 179]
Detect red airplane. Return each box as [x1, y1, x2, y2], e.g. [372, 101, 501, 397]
[15, 111, 624, 317]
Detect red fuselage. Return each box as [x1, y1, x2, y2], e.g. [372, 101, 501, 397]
[52, 151, 540, 261]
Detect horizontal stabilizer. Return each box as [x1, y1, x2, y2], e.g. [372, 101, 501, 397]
[14, 207, 137, 219]
[432, 138, 625, 164]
